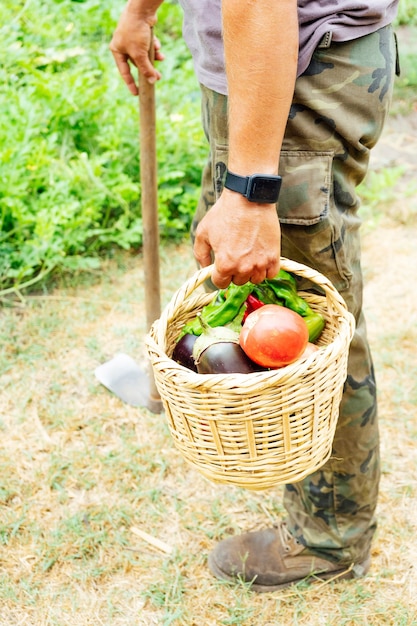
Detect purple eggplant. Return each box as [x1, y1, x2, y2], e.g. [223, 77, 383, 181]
[172, 333, 198, 372]
[195, 341, 260, 374]
[192, 316, 261, 374]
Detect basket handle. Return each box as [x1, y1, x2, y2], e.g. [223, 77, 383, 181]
[168, 259, 349, 311]
[166, 264, 214, 310]
[154, 259, 353, 346]
[153, 264, 214, 347]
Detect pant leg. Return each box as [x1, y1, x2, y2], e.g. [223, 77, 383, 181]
[280, 26, 395, 564]
[190, 89, 228, 243]
[192, 26, 396, 564]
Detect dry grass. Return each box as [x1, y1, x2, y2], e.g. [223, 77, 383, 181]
[1, 216, 416, 625]
[1, 138, 417, 623]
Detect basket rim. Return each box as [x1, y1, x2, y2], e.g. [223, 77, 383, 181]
[147, 322, 352, 385]
[145, 257, 355, 389]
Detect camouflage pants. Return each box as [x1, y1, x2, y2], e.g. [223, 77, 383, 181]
[191, 26, 397, 564]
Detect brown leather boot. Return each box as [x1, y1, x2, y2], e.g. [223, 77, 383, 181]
[208, 522, 371, 593]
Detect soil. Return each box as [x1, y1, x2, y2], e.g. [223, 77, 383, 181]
[369, 107, 417, 183]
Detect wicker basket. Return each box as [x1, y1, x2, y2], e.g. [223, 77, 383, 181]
[145, 258, 355, 491]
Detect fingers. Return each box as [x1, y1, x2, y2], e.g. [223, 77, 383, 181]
[193, 199, 281, 288]
[266, 261, 280, 280]
[193, 228, 234, 289]
[195, 235, 279, 289]
[109, 17, 163, 95]
[153, 36, 165, 62]
[211, 267, 233, 290]
[110, 48, 161, 94]
[111, 51, 139, 95]
[211, 260, 279, 289]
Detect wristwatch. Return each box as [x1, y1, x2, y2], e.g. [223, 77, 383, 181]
[224, 170, 282, 204]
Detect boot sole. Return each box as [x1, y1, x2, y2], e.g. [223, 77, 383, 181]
[208, 552, 371, 593]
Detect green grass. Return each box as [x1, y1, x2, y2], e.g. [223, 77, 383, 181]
[1, 231, 416, 623]
[1, 6, 416, 623]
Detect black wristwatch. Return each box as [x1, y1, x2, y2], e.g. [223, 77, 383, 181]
[224, 170, 282, 204]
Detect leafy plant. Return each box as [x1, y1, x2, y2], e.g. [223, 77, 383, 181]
[0, 0, 206, 296]
[2, 0, 416, 297]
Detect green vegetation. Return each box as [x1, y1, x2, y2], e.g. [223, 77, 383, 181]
[395, 0, 417, 26]
[1, 1, 416, 298]
[0, 0, 205, 296]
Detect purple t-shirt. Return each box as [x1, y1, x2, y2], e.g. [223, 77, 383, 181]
[177, 0, 399, 95]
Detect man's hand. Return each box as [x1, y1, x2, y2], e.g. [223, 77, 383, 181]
[193, 189, 281, 288]
[109, 1, 164, 95]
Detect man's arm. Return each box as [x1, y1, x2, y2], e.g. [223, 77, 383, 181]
[109, 0, 165, 95]
[193, 0, 298, 288]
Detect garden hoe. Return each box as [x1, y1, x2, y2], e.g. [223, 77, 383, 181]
[95, 46, 163, 414]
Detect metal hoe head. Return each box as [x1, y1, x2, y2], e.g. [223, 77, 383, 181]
[95, 353, 162, 414]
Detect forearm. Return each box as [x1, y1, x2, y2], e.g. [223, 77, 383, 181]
[222, 0, 298, 175]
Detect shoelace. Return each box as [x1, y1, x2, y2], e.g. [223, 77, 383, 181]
[275, 521, 299, 550]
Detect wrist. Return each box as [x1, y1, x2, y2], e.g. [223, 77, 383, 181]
[224, 170, 282, 204]
[221, 188, 277, 211]
[126, 0, 160, 23]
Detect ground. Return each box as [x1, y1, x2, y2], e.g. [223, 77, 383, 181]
[0, 111, 416, 624]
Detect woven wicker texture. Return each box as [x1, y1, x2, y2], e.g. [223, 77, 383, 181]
[145, 258, 355, 491]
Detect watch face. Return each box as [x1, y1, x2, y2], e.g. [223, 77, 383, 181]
[248, 175, 282, 203]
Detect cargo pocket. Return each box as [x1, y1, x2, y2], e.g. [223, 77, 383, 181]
[278, 150, 354, 292]
[277, 150, 332, 225]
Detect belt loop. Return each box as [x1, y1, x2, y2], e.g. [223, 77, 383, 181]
[318, 31, 333, 49]
[394, 31, 401, 77]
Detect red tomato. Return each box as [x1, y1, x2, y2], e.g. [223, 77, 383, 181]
[239, 304, 309, 368]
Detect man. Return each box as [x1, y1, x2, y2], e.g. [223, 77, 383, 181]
[110, 0, 399, 592]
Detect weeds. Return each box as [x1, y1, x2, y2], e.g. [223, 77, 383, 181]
[0, 0, 205, 297]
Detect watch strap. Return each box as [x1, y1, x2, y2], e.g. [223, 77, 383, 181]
[224, 170, 250, 195]
[224, 170, 282, 204]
